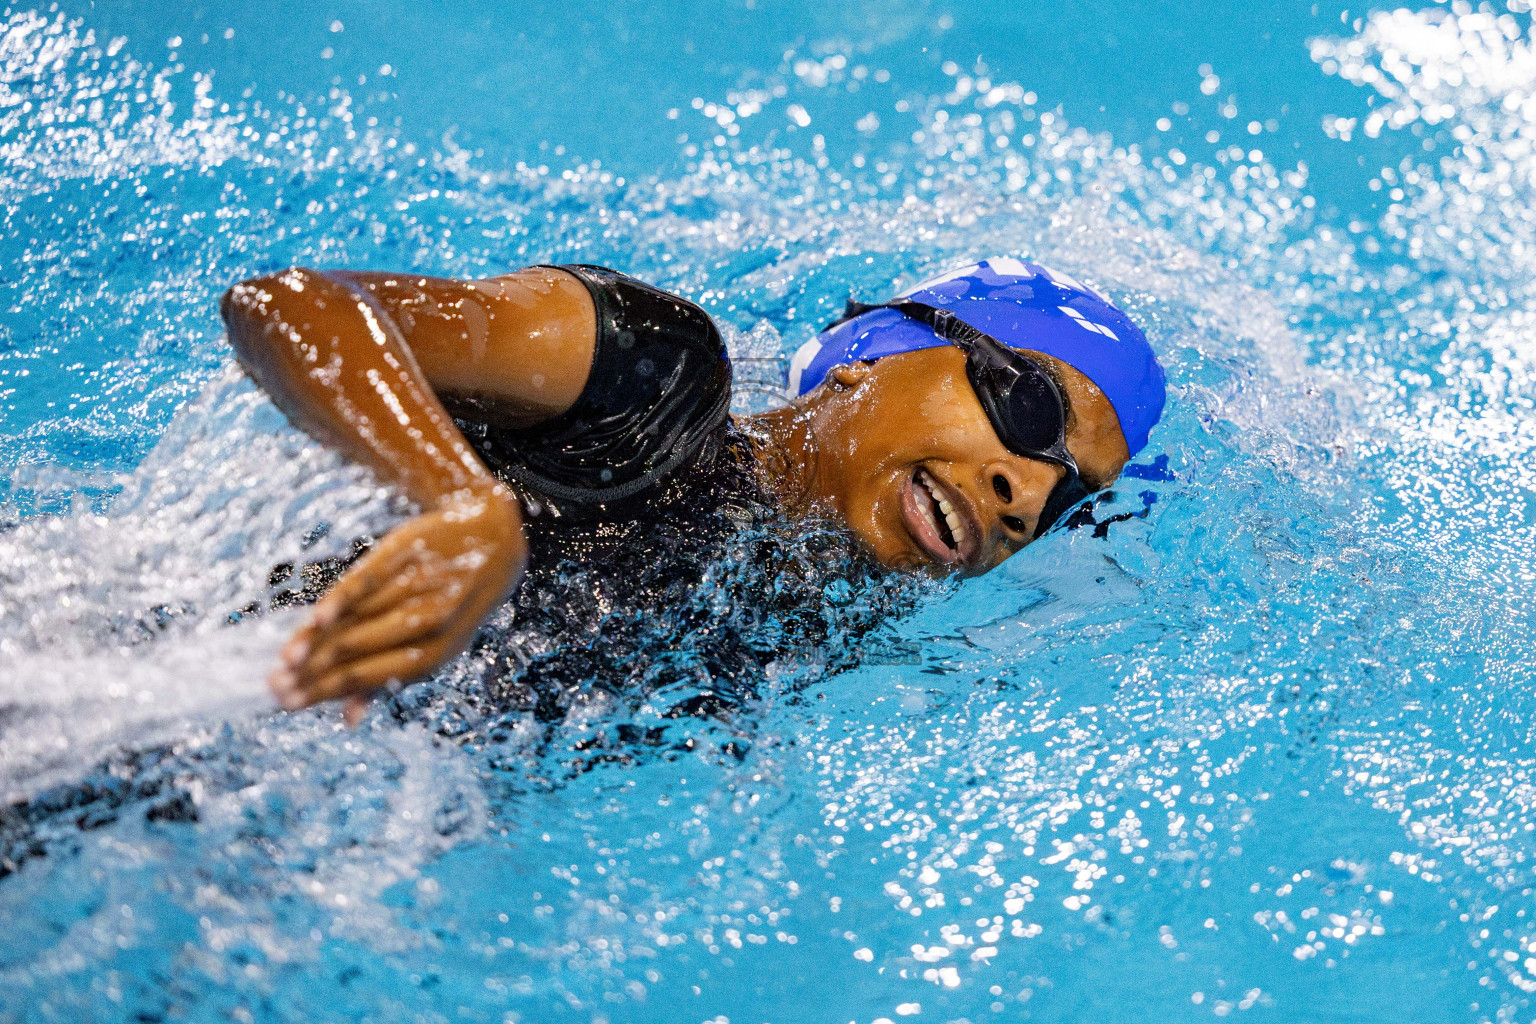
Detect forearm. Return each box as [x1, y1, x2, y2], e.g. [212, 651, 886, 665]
[222, 267, 495, 508]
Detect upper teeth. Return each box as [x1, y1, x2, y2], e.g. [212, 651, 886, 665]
[921, 471, 966, 548]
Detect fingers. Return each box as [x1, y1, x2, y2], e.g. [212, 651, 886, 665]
[300, 591, 454, 679]
[275, 645, 434, 710]
[307, 538, 425, 630]
[309, 646, 436, 704]
[268, 575, 497, 712]
[304, 543, 475, 642]
[349, 562, 465, 622]
[272, 544, 447, 679]
[264, 498, 528, 719]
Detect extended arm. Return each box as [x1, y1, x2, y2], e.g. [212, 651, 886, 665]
[222, 265, 597, 720]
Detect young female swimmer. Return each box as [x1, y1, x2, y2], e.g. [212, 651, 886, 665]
[222, 257, 1166, 722]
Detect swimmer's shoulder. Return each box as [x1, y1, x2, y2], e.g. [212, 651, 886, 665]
[455, 264, 732, 508]
[549, 263, 728, 364]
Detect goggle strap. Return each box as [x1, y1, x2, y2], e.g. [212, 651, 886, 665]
[910, 304, 987, 352]
[823, 298, 999, 354]
[822, 297, 887, 332]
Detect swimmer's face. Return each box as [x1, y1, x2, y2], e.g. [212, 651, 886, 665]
[792, 345, 1130, 574]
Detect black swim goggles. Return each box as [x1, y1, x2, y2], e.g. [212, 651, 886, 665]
[823, 298, 1092, 537]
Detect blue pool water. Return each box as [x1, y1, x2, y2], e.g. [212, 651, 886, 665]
[3, 1, 1536, 1021]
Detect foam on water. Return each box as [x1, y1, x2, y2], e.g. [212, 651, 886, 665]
[2, 4, 1536, 1022]
[0, 362, 418, 795]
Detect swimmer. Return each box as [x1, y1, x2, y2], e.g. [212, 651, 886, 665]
[222, 258, 1165, 722]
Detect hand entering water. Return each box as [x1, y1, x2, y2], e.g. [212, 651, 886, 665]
[269, 486, 525, 725]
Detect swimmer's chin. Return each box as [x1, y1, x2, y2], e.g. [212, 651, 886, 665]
[868, 543, 986, 578]
[833, 513, 941, 576]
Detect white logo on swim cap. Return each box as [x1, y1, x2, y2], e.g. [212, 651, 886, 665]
[1037, 263, 1111, 305]
[787, 335, 823, 396]
[984, 256, 1033, 278]
[896, 261, 982, 297]
[1058, 304, 1120, 341]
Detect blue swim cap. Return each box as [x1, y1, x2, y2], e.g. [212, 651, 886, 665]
[788, 257, 1167, 455]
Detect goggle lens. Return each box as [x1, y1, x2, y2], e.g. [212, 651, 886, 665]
[970, 358, 1068, 457]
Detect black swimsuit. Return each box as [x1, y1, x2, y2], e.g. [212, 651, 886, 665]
[454, 264, 736, 513]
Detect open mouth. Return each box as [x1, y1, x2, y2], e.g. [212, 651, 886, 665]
[900, 467, 977, 567]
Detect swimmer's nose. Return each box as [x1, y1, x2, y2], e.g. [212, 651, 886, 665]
[983, 460, 1053, 544]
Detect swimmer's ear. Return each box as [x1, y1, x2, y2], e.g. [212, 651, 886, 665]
[829, 362, 873, 390]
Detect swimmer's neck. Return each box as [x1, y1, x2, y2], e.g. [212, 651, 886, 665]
[736, 405, 820, 512]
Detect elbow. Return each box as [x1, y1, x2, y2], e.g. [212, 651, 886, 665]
[218, 279, 243, 326]
[221, 267, 321, 363]
[219, 283, 261, 370]
[221, 279, 262, 367]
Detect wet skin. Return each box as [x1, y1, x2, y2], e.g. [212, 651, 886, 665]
[752, 347, 1129, 575]
[222, 266, 1130, 721]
